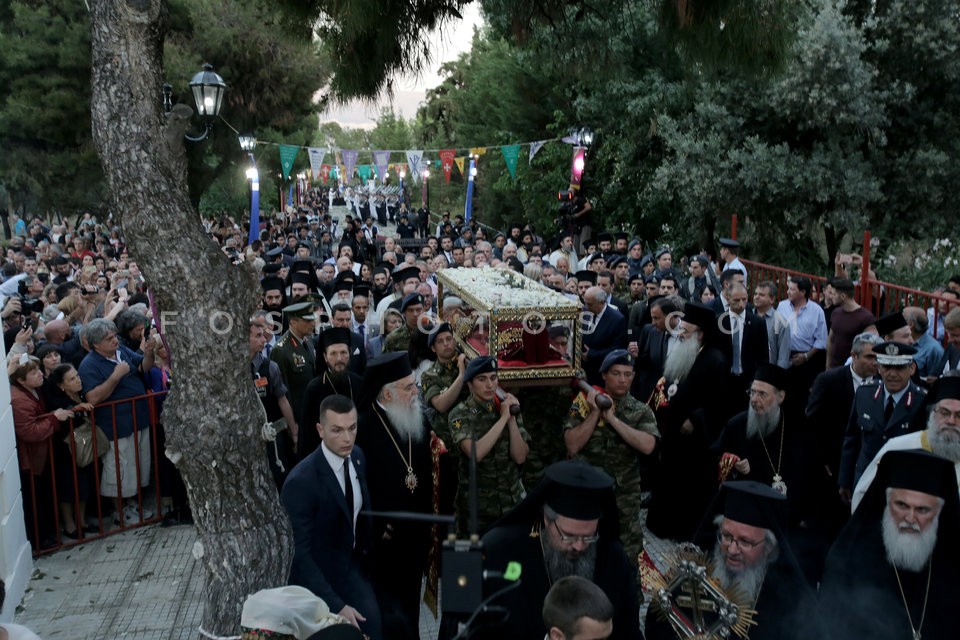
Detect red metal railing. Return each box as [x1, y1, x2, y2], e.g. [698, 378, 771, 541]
[741, 260, 830, 303]
[21, 390, 169, 556]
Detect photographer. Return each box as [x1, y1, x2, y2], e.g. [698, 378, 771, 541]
[557, 187, 593, 255]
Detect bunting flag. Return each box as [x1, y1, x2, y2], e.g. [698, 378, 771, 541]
[406, 150, 425, 183]
[501, 144, 521, 181]
[372, 150, 391, 181]
[470, 147, 487, 157]
[358, 165, 372, 182]
[279, 144, 300, 180]
[341, 150, 359, 184]
[307, 147, 326, 180]
[453, 156, 466, 177]
[529, 140, 546, 163]
[320, 164, 331, 184]
[439, 149, 456, 184]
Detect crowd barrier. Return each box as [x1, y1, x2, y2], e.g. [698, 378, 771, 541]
[22, 390, 170, 556]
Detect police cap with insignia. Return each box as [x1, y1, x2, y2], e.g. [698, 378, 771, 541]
[588, 252, 605, 264]
[282, 301, 317, 320]
[655, 246, 672, 259]
[721, 480, 787, 531]
[606, 255, 626, 269]
[318, 327, 352, 351]
[643, 274, 660, 285]
[875, 311, 908, 338]
[628, 239, 642, 252]
[428, 322, 453, 348]
[464, 355, 497, 382]
[875, 341, 917, 366]
[400, 292, 424, 312]
[575, 270, 598, 285]
[753, 364, 789, 391]
[265, 246, 284, 259]
[600, 349, 634, 374]
[629, 272, 644, 284]
[718, 237, 740, 249]
[640, 254, 654, 269]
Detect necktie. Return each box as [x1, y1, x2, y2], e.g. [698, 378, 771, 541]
[884, 396, 895, 423]
[343, 459, 355, 527]
[358, 324, 365, 342]
[732, 320, 742, 375]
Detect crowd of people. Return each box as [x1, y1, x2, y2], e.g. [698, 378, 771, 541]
[4, 193, 960, 639]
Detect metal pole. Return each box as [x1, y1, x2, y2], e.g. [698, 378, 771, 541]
[731, 214, 738, 241]
[861, 230, 872, 311]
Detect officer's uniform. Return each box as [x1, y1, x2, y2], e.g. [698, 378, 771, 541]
[270, 302, 317, 421]
[252, 353, 294, 488]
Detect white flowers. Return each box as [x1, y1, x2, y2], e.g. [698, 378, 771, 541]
[440, 267, 580, 310]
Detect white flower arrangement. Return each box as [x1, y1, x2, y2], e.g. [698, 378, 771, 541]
[441, 266, 580, 310]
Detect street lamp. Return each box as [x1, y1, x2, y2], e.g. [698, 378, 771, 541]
[163, 63, 227, 143]
[239, 134, 260, 244]
[422, 168, 431, 209]
[569, 126, 595, 148]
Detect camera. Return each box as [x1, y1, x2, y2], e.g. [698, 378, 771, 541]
[16, 281, 44, 314]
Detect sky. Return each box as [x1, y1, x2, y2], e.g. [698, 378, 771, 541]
[321, 4, 484, 129]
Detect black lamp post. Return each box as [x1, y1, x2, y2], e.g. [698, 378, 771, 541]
[163, 63, 227, 142]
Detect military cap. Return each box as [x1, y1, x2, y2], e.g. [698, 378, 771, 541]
[628, 239, 642, 252]
[655, 247, 672, 259]
[718, 237, 740, 249]
[400, 293, 424, 312]
[428, 322, 453, 348]
[600, 349, 634, 374]
[265, 246, 284, 259]
[875, 341, 917, 366]
[643, 274, 660, 285]
[640, 254, 654, 269]
[282, 301, 316, 320]
[606, 255, 626, 269]
[464, 355, 498, 382]
[628, 272, 644, 284]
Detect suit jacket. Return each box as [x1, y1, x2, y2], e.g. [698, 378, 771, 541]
[838, 381, 927, 490]
[582, 305, 627, 384]
[806, 365, 859, 478]
[933, 344, 960, 377]
[720, 310, 769, 381]
[281, 446, 375, 614]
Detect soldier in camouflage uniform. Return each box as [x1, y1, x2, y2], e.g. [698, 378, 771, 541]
[420, 323, 468, 447]
[609, 255, 632, 302]
[383, 292, 424, 353]
[448, 356, 530, 535]
[563, 349, 659, 566]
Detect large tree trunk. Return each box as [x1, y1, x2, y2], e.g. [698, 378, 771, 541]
[88, 1, 292, 636]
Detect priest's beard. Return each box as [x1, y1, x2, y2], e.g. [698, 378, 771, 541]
[663, 334, 701, 382]
[382, 395, 425, 443]
[746, 405, 781, 440]
[927, 412, 960, 462]
[882, 506, 939, 572]
[543, 538, 597, 581]
[325, 365, 348, 385]
[711, 545, 768, 602]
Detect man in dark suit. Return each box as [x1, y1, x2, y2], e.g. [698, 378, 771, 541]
[630, 296, 678, 402]
[932, 307, 960, 377]
[805, 332, 882, 535]
[721, 283, 769, 414]
[582, 286, 627, 385]
[838, 342, 927, 503]
[281, 394, 382, 640]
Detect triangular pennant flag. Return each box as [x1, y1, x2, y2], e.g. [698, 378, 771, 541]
[406, 150, 425, 183]
[453, 156, 466, 177]
[357, 165, 372, 182]
[439, 149, 456, 184]
[279, 144, 300, 180]
[501, 144, 521, 181]
[470, 147, 487, 157]
[529, 140, 546, 163]
[372, 150, 391, 181]
[341, 150, 359, 184]
[307, 147, 326, 180]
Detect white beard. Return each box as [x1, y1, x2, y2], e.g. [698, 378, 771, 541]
[381, 396, 425, 443]
[882, 506, 939, 572]
[664, 335, 701, 382]
[710, 544, 768, 602]
[926, 412, 960, 462]
[746, 406, 781, 441]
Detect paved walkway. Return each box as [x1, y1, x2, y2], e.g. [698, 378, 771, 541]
[14, 512, 676, 639]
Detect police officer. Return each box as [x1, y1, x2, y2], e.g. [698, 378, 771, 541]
[448, 356, 530, 534]
[838, 341, 927, 504]
[270, 302, 317, 424]
[383, 292, 424, 353]
[563, 349, 659, 566]
[250, 316, 298, 489]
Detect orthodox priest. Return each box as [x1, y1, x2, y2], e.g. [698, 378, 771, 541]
[821, 449, 960, 640]
[646, 302, 730, 540]
[355, 352, 437, 640]
[297, 326, 363, 460]
[646, 481, 818, 640]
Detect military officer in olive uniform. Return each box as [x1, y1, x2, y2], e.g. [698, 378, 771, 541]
[563, 349, 659, 566]
[270, 301, 317, 424]
[448, 356, 530, 535]
[383, 292, 425, 354]
[421, 323, 468, 446]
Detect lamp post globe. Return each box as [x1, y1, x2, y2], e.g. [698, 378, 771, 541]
[189, 63, 227, 120]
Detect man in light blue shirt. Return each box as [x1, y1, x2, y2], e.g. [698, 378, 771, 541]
[776, 276, 827, 395]
[905, 306, 944, 380]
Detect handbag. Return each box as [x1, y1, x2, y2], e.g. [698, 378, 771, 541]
[64, 419, 110, 468]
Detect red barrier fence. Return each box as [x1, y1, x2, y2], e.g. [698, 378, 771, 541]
[21, 390, 170, 556]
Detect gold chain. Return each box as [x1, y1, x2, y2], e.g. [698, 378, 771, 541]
[372, 404, 414, 473]
[893, 562, 932, 640]
[757, 414, 785, 477]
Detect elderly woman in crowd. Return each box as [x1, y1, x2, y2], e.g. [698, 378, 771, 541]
[45, 364, 96, 539]
[370, 308, 402, 359]
[9, 355, 75, 550]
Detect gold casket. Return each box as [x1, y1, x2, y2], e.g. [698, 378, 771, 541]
[436, 267, 582, 382]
